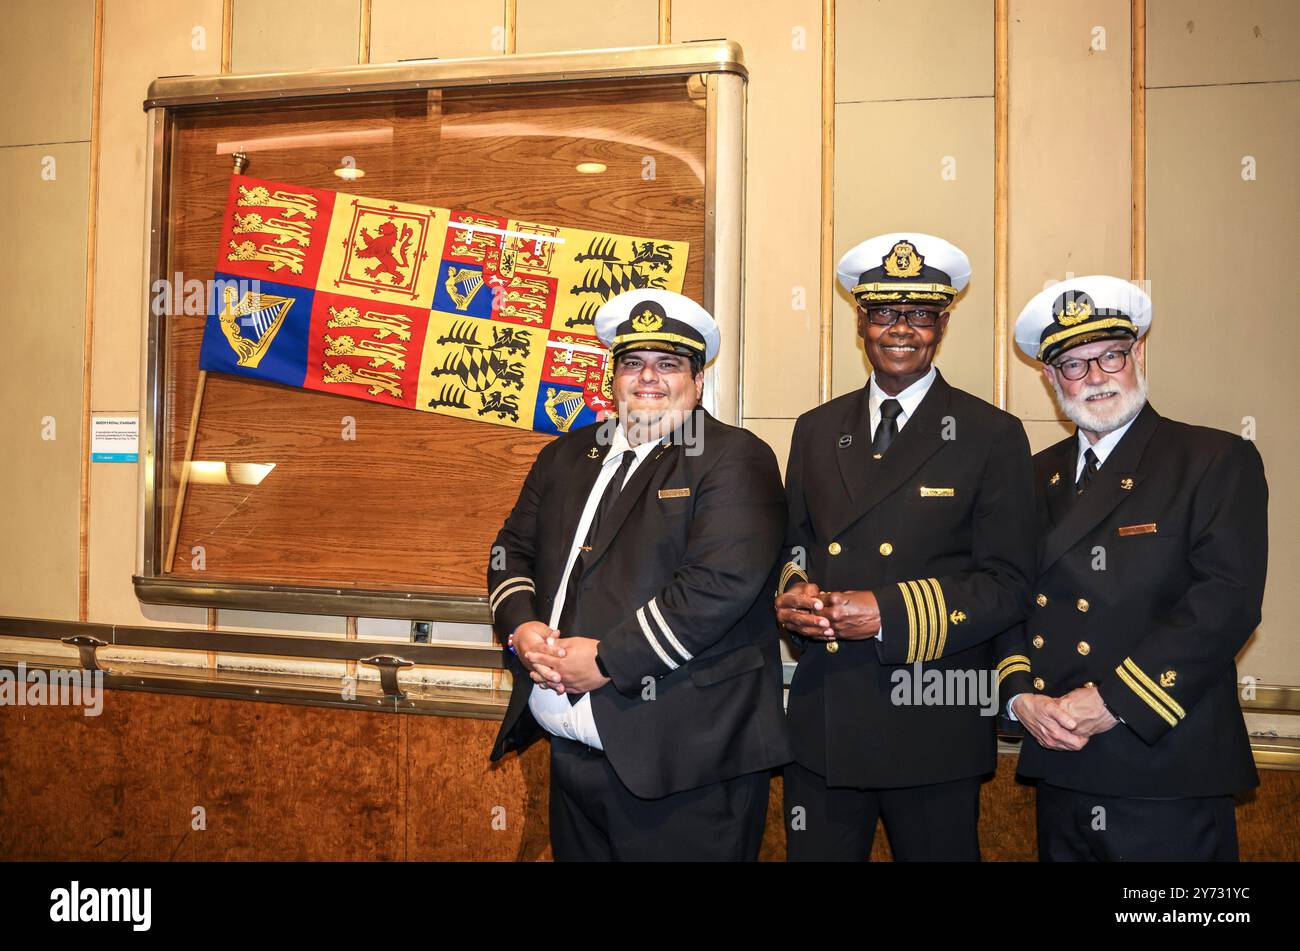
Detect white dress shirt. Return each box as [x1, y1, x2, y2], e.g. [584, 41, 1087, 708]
[527, 425, 660, 750]
[868, 365, 937, 441]
[866, 366, 937, 642]
[1073, 413, 1140, 483]
[1007, 407, 1144, 721]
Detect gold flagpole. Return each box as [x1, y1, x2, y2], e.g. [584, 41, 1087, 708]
[169, 150, 247, 573]
[165, 369, 206, 572]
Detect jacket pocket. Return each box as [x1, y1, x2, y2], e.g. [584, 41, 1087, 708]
[688, 644, 765, 687]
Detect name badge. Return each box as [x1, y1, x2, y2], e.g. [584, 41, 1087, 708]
[919, 486, 955, 498]
[658, 488, 691, 499]
[1118, 523, 1158, 536]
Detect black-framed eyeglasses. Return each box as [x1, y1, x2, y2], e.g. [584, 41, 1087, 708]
[864, 307, 941, 329]
[1051, 346, 1134, 381]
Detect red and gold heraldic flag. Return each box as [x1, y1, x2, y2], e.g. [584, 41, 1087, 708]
[198, 175, 690, 434]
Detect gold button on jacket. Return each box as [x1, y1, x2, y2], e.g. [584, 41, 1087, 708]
[1036, 593, 1048, 607]
[826, 641, 840, 653]
[828, 542, 842, 556]
[1032, 634, 1044, 649]
[1077, 641, 1091, 656]
[879, 542, 893, 556]
[1076, 598, 1090, 612]
[1033, 677, 1045, 690]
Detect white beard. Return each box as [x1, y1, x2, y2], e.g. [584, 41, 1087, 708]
[1051, 362, 1148, 435]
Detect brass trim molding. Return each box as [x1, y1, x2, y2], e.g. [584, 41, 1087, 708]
[0, 614, 502, 668]
[131, 576, 493, 624]
[143, 41, 747, 109]
[79, 0, 105, 623]
[818, 0, 835, 403]
[993, 0, 1009, 409]
[1130, 0, 1146, 285]
[0, 654, 509, 720]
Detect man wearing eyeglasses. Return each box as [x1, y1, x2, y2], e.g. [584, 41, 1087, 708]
[776, 233, 1036, 860]
[999, 275, 1268, 860]
[487, 289, 791, 861]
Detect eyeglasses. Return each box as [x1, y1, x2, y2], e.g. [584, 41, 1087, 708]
[1051, 347, 1134, 381]
[864, 308, 942, 329]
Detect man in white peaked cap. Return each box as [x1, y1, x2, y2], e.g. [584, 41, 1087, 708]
[776, 233, 1036, 860]
[487, 288, 792, 860]
[998, 275, 1267, 861]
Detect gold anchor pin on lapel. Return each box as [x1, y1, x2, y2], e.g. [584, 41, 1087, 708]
[1049, 472, 1061, 486]
[587, 448, 600, 459]
[1121, 477, 1134, 490]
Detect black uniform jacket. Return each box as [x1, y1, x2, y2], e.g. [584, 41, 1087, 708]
[487, 409, 793, 800]
[997, 403, 1267, 798]
[781, 370, 1036, 788]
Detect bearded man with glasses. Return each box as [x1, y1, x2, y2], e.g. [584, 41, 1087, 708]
[998, 275, 1269, 861]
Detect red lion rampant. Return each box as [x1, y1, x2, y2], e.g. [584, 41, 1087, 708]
[354, 220, 413, 284]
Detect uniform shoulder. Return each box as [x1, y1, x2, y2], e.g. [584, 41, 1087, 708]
[1155, 415, 1263, 469]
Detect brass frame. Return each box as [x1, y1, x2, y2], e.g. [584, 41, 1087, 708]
[134, 42, 748, 621]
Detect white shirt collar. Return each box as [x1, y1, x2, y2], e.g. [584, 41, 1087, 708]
[1075, 406, 1144, 474]
[869, 365, 937, 431]
[605, 423, 662, 465]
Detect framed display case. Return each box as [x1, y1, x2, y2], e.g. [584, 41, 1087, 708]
[133, 42, 747, 623]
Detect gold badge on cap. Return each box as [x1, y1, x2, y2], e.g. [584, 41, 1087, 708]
[632, 307, 664, 333]
[1057, 298, 1093, 327]
[882, 240, 923, 279]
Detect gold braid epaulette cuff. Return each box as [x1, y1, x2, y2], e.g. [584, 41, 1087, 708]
[778, 561, 809, 594]
[897, 577, 948, 663]
[1114, 656, 1185, 728]
[998, 654, 1032, 685]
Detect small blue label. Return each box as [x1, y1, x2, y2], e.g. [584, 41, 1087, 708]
[91, 452, 138, 463]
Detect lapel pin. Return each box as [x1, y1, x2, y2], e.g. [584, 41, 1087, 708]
[1049, 472, 1061, 486]
[838, 434, 852, 449]
[1121, 477, 1134, 490]
[587, 447, 600, 459]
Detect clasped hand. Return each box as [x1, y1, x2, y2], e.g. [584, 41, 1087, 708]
[512, 621, 610, 694]
[1011, 686, 1118, 751]
[775, 582, 882, 641]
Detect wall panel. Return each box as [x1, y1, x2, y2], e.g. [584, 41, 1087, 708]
[675, 0, 823, 420]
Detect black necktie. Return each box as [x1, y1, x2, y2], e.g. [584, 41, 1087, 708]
[872, 399, 904, 455]
[560, 449, 634, 704]
[1076, 448, 1099, 494]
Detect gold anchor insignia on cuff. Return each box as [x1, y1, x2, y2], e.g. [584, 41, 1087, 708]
[950, 610, 966, 624]
[1160, 669, 1177, 688]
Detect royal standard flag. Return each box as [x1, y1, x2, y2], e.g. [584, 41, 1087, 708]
[199, 175, 689, 434]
